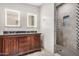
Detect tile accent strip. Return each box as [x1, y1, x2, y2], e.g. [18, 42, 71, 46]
[76, 3, 79, 49]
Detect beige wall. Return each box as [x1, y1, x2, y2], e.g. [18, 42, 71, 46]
[0, 3, 40, 35]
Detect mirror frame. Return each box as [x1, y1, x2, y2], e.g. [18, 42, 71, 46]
[27, 13, 37, 27]
[5, 8, 20, 27]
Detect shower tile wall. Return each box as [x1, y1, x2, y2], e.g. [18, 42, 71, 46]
[55, 3, 79, 55]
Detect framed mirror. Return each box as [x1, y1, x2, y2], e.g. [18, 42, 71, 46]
[5, 9, 20, 27]
[27, 13, 37, 27]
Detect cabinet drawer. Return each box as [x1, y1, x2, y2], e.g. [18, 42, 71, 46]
[19, 40, 28, 43]
[19, 43, 29, 47]
[18, 37, 30, 43]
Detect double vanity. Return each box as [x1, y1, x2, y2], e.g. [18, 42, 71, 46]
[0, 31, 41, 56]
[0, 7, 41, 56]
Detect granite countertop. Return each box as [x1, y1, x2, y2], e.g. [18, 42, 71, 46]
[0, 33, 41, 36]
[0, 31, 41, 36]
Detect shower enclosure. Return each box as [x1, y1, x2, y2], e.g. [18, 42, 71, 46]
[54, 3, 79, 56]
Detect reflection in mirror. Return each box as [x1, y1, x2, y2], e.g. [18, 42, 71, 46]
[29, 16, 34, 26]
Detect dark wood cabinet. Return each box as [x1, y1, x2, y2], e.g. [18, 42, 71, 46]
[3, 36, 19, 55]
[18, 36, 31, 55]
[0, 33, 41, 56]
[0, 36, 3, 55]
[31, 35, 40, 50]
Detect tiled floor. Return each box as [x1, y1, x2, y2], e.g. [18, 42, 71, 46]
[56, 45, 78, 56]
[27, 50, 60, 56]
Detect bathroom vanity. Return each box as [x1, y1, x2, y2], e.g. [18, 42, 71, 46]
[0, 31, 41, 56]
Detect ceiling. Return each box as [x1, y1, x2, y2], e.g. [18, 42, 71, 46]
[28, 3, 43, 7]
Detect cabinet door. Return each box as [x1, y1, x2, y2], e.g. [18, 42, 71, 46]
[34, 35, 41, 48]
[3, 37, 11, 55]
[8, 37, 18, 55]
[18, 36, 30, 54]
[3, 36, 18, 55]
[31, 34, 41, 50]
